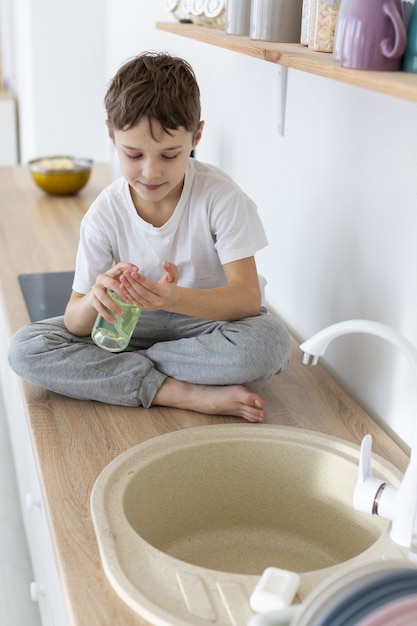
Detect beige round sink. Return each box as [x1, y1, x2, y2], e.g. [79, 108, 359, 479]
[91, 424, 406, 626]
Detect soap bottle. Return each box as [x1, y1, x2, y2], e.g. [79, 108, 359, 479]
[91, 290, 141, 352]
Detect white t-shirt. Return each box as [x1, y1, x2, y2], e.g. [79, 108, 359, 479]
[73, 158, 268, 300]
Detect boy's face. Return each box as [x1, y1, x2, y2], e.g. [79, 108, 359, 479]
[109, 118, 203, 215]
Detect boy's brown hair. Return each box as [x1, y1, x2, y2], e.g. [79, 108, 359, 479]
[105, 51, 201, 138]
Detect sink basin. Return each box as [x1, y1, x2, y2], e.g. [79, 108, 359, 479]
[91, 424, 406, 626]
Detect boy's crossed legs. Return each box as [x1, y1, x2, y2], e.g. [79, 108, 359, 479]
[8, 311, 291, 422]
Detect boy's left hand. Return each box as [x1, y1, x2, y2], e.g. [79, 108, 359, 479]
[119, 261, 179, 311]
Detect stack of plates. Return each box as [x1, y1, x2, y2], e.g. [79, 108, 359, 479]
[292, 561, 417, 626]
[357, 594, 417, 626]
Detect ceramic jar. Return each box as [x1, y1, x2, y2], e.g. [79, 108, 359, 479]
[340, 0, 406, 70]
[250, 0, 303, 43]
[226, 0, 252, 35]
[403, 0, 417, 72]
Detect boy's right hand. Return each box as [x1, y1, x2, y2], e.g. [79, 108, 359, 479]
[91, 262, 139, 323]
[64, 262, 139, 336]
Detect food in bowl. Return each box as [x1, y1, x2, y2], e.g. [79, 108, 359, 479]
[28, 155, 93, 195]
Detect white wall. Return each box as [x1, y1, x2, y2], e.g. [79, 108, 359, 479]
[4, 0, 108, 162]
[8, 0, 417, 452]
[0, 95, 18, 164]
[104, 0, 417, 453]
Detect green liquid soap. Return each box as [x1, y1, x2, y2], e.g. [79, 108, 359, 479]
[91, 290, 141, 352]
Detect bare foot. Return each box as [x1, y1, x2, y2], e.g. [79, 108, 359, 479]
[152, 377, 266, 422]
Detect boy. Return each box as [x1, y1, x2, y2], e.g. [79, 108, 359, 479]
[8, 52, 291, 422]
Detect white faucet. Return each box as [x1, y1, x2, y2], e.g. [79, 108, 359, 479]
[300, 319, 417, 549]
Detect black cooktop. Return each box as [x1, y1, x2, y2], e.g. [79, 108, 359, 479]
[18, 271, 75, 322]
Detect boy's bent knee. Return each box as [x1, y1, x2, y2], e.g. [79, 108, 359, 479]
[8, 317, 67, 377]
[8, 324, 39, 376]
[251, 315, 291, 380]
[225, 314, 291, 382]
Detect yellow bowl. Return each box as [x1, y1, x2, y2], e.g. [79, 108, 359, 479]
[28, 156, 93, 195]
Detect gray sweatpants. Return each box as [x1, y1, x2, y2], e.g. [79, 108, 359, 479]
[8, 309, 291, 408]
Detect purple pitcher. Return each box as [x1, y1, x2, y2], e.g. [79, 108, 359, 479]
[340, 0, 406, 70]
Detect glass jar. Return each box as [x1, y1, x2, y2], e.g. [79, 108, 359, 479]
[300, 0, 312, 45]
[165, 0, 193, 23]
[183, 0, 195, 21]
[191, 0, 209, 25]
[309, 0, 341, 52]
[91, 290, 141, 353]
[204, 0, 226, 28]
[333, 0, 351, 60]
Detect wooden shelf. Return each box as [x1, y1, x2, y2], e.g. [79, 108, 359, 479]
[157, 21, 417, 103]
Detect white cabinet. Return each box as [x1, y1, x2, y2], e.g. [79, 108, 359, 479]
[0, 297, 68, 626]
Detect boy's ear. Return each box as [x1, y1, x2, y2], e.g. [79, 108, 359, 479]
[193, 121, 204, 149]
[105, 120, 115, 144]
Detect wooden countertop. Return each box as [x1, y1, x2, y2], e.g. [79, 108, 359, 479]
[0, 165, 409, 625]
